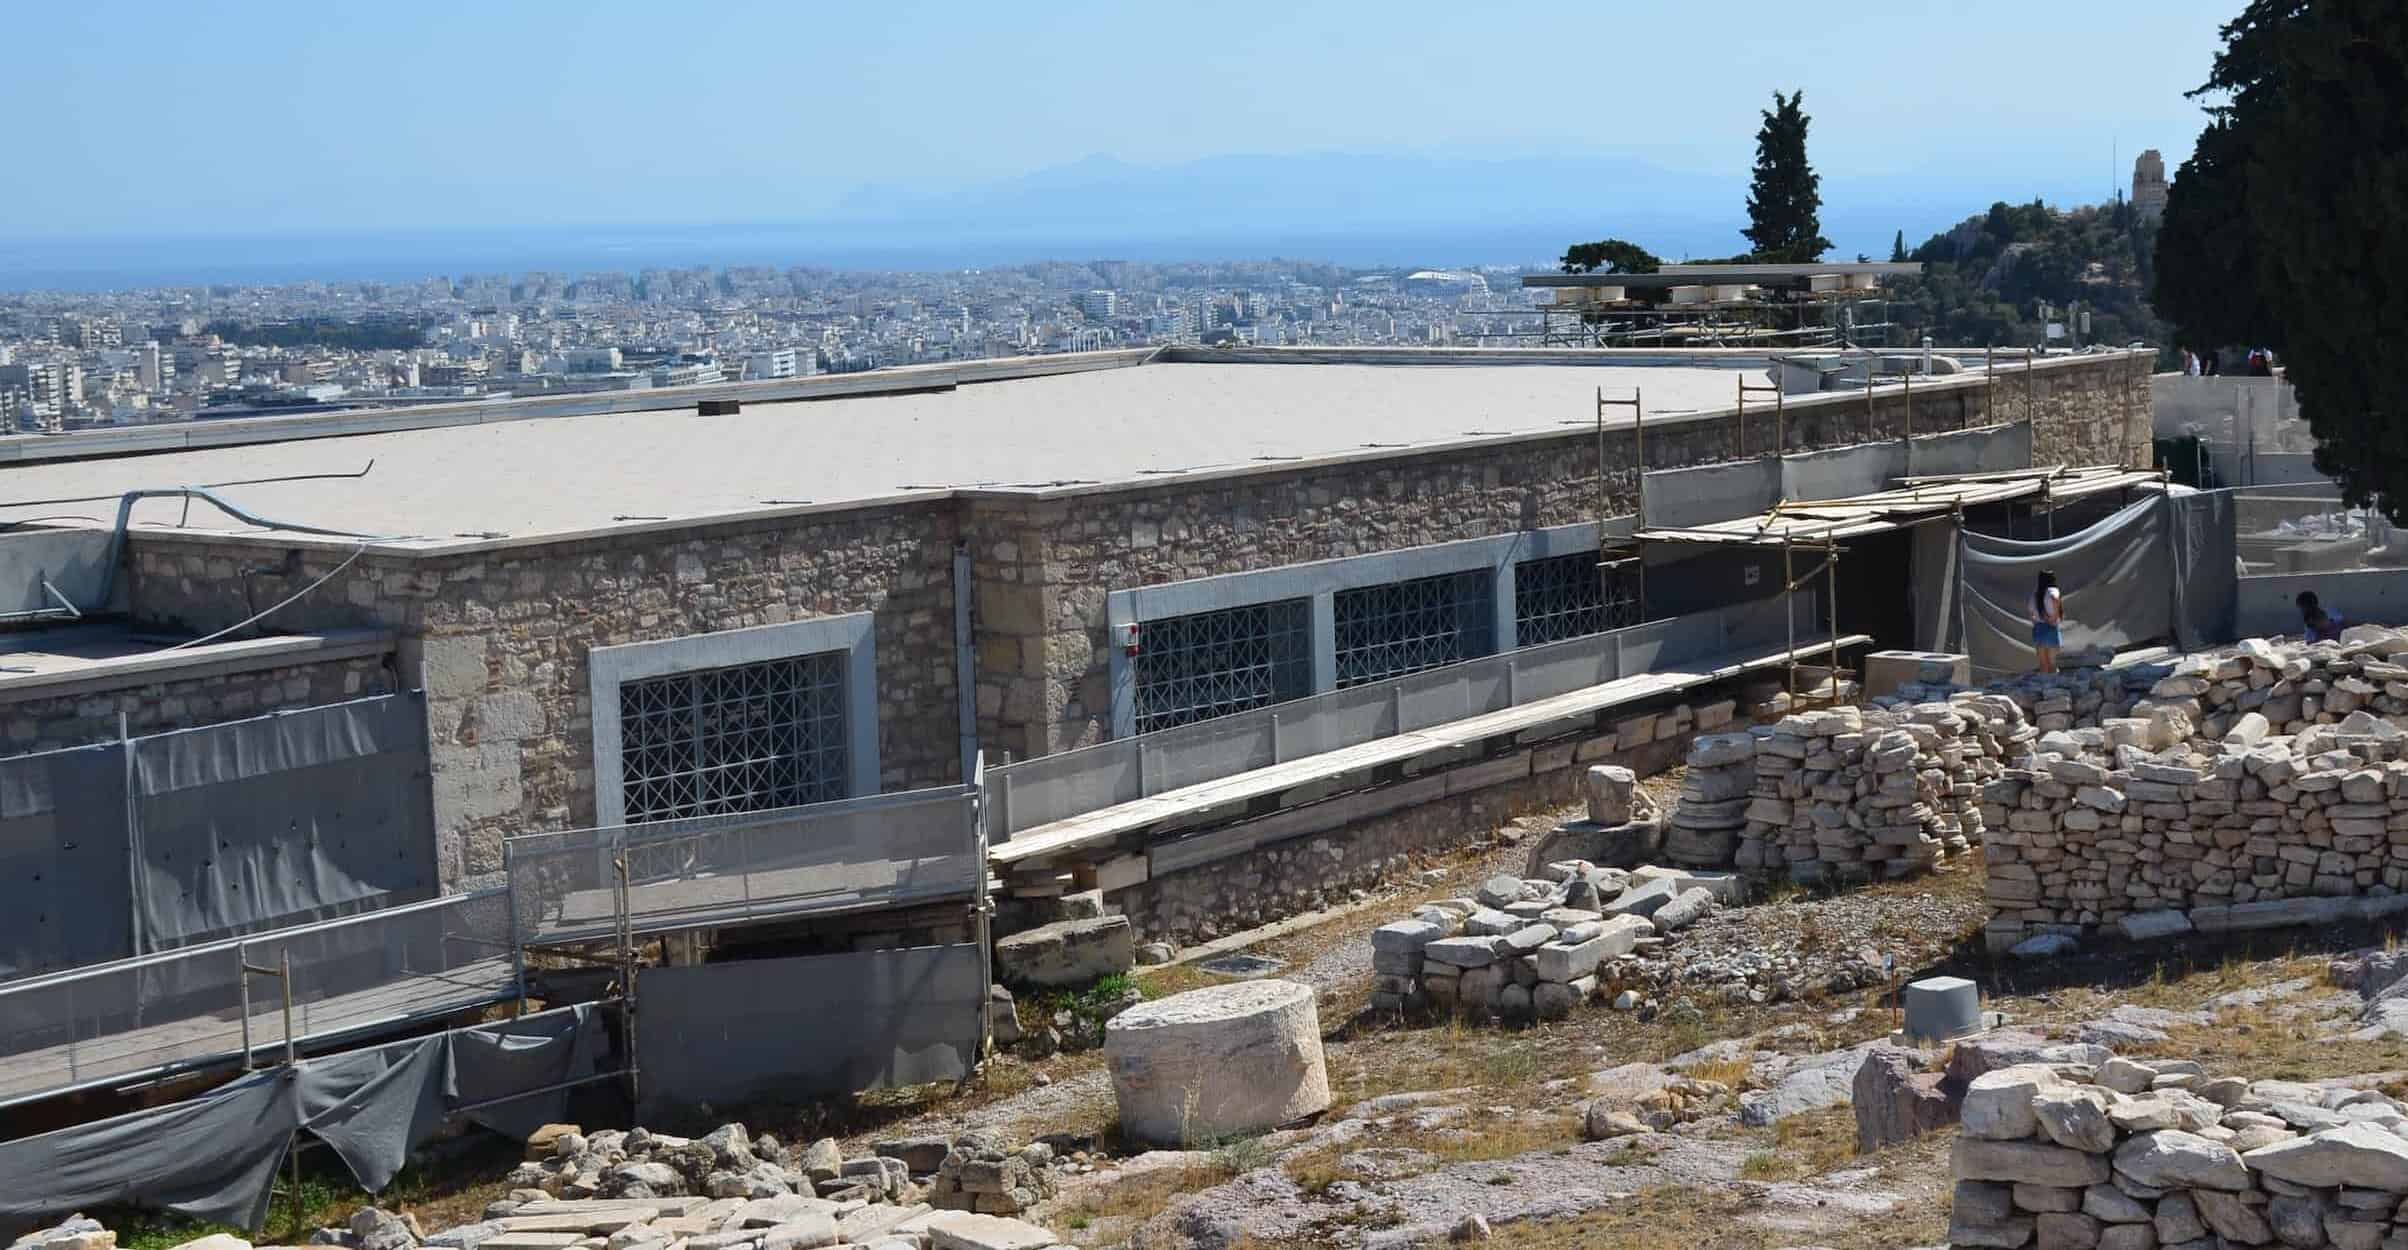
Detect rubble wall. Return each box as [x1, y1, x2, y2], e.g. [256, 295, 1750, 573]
[1667, 698, 2021, 883]
[1972, 631, 2408, 952]
[1949, 1052, 2408, 1250]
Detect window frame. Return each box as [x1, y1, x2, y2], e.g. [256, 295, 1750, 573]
[1104, 521, 1603, 738]
[588, 613, 880, 829]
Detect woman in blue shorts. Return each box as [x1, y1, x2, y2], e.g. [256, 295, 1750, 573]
[2031, 569, 2062, 674]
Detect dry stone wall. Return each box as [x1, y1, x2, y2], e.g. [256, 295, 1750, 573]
[1977, 627, 2408, 952]
[1658, 697, 2022, 883]
[1949, 1052, 2408, 1250]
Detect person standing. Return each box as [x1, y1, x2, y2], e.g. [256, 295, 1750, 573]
[2032, 569, 2063, 674]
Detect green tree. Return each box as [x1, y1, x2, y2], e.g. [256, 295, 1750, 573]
[2151, 119, 2278, 355]
[2155, 0, 2408, 519]
[1557, 239, 1661, 275]
[1889, 230, 1908, 263]
[1742, 90, 1832, 263]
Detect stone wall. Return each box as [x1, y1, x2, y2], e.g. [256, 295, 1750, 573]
[1950, 1052, 2408, 1250]
[1104, 719, 1695, 949]
[0, 651, 395, 754]
[1978, 631, 2408, 952]
[125, 500, 963, 885]
[1675, 696, 2024, 883]
[977, 351, 2151, 758]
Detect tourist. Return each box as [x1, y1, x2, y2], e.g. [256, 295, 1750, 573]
[2298, 590, 2347, 642]
[2032, 569, 2063, 674]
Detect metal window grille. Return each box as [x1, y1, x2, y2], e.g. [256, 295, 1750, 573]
[1334, 570, 1496, 688]
[1514, 552, 1643, 646]
[618, 651, 849, 823]
[1133, 599, 1313, 735]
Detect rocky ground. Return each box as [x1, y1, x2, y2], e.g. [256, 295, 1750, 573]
[61, 764, 2408, 1250]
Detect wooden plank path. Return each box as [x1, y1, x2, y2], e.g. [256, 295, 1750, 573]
[993, 637, 1870, 871]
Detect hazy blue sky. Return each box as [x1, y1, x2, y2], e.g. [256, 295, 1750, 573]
[5, 0, 2232, 240]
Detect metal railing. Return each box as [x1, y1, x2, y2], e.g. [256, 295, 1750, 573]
[990, 596, 1808, 840]
[505, 783, 984, 947]
[0, 888, 514, 1106]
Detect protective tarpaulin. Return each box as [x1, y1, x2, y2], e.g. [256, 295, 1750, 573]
[2167, 490, 2240, 649]
[133, 694, 436, 950]
[0, 694, 436, 983]
[1956, 493, 2234, 677]
[0, 745, 133, 980]
[0, 1005, 605, 1238]
[634, 945, 983, 1119]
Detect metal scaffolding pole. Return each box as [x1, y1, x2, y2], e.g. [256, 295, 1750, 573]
[1598, 387, 1646, 619]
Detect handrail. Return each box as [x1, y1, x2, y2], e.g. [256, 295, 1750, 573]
[0, 887, 506, 995]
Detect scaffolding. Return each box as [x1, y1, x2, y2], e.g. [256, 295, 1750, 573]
[1471, 293, 1899, 350]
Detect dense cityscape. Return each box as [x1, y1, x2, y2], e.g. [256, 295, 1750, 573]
[0, 260, 1540, 430]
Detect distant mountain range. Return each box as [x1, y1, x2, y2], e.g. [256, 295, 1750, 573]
[815, 150, 2108, 267]
[0, 150, 2118, 290]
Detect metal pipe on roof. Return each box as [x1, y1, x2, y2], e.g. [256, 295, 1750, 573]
[83, 488, 392, 620]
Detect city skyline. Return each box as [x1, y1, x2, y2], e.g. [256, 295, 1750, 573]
[8, 1, 2228, 262]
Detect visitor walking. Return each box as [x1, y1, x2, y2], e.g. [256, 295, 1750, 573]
[2032, 569, 2063, 674]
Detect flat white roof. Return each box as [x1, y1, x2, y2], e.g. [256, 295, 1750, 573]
[0, 357, 1744, 549]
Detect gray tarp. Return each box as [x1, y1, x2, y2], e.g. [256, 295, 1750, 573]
[0, 745, 132, 979]
[0, 694, 435, 981]
[133, 694, 436, 950]
[634, 945, 983, 1119]
[0, 1005, 603, 1237]
[1955, 493, 2239, 677]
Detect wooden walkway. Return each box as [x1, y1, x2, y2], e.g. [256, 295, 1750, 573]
[993, 637, 1869, 872]
[0, 955, 518, 1107]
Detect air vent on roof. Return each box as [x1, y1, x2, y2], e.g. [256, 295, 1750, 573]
[698, 399, 741, 416]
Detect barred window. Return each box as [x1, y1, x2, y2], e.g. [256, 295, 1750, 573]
[1514, 552, 1644, 646]
[1132, 598, 1314, 735]
[617, 651, 850, 823]
[1334, 570, 1496, 687]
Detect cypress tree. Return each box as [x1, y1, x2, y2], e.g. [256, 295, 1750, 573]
[1742, 90, 1832, 263]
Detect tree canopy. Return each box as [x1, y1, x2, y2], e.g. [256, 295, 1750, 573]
[2152, 0, 2408, 520]
[1557, 239, 1660, 275]
[1884, 199, 2166, 353]
[1742, 90, 1831, 263]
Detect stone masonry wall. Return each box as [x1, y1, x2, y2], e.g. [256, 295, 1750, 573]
[0, 652, 396, 754]
[1950, 1052, 2408, 1250]
[126, 501, 962, 885]
[1106, 719, 1695, 948]
[1978, 629, 2408, 952]
[980, 351, 2151, 759]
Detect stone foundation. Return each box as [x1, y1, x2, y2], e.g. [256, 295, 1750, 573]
[1105, 729, 1691, 950]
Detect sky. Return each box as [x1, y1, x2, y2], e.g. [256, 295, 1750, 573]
[2, 0, 2233, 246]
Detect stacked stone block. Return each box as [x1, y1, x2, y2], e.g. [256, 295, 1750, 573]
[1674, 700, 2013, 884]
[1370, 864, 1724, 1021]
[1978, 628, 2408, 951]
[1949, 1054, 2408, 1250]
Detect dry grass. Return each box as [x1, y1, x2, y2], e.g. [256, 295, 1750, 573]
[1736, 1105, 1859, 1182]
[1683, 1055, 1755, 1090]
